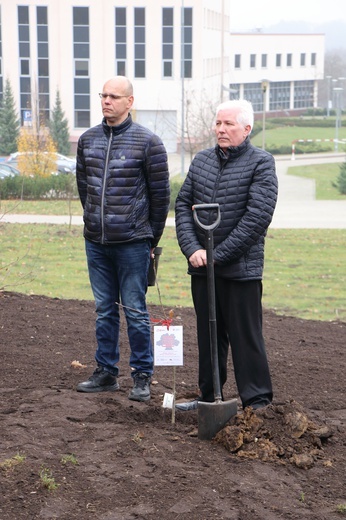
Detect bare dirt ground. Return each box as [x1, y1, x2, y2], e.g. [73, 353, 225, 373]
[0, 291, 345, 520]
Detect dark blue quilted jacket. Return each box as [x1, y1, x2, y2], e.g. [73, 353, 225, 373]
[175, 137, 278, 280]
[76, 115, 170, 246]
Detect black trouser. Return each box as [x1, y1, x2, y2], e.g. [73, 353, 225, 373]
[191, 276, 272, 408]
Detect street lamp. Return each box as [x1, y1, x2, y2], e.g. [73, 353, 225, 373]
[261, 80, 269, 150]
[333, 87, 343, 151]
[326, 75, 332, 117]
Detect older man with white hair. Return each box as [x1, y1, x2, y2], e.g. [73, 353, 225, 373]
[175, 99, 278, 412]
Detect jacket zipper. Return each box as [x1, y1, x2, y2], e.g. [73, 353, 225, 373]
[101, 129, 113, 243]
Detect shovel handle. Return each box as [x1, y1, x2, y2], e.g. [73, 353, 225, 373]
[192, 203, 221, 232]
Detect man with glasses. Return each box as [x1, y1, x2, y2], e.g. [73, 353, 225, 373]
[76, 76, 170, 402]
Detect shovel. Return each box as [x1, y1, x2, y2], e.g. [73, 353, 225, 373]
[192, 203, 238, 440]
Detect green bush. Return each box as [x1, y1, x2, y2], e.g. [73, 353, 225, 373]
[0, 173, 78, 200]
[333, 162, 346, 194]
[169, 179, 184, 210]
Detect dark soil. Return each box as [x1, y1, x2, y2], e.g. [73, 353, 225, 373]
[0, 291, 345, 520]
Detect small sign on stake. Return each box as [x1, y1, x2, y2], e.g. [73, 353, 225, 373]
[154, 325, 183, 422]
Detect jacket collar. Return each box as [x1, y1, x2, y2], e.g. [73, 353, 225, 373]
[216, 136, 251, 161]
[102, 113, 132, 136]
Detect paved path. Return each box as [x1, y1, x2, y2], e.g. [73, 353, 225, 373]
[1, 153, 346, 229]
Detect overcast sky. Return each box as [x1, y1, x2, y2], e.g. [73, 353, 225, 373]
[229, 0, 346, 31]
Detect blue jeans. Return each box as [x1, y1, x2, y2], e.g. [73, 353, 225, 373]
[85, 239, 153, 376]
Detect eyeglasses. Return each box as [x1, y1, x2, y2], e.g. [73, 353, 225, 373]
[98, 93, 129, 100]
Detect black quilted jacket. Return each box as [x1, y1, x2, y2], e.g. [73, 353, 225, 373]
[76, 115, 170, 246]
[175, 137, 278, 280]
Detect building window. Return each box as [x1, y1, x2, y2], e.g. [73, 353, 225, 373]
[36, 6, 49, 124]
[311, 53, 316, 66]
[286, 53, 292, 67]
[243, 83, 263, 112]
[73, 7, 90, 128]
[134, 7, 145, 78]
[261, 54, 267, 68]
[229, 84, 240, 100]
[115, 7, 126, 76]
[181, 7, 192, 78]
[300, 53, 306, 66]
[234, 54, 241, 69]
[269, 81, 290, 110]
[250, 54, 256, 68]
[294, 80, 314, 108]
[276, 54, 281, 67]
[162, 7, 173, 78]
[18, 6, 31, 124]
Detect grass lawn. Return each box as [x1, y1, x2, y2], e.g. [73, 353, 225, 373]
[1, 223, 345, 323]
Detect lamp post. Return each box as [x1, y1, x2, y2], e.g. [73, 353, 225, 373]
[261, 80, 269, 150]
[326, 75, 332, 117]
[333, 87, 343, 151]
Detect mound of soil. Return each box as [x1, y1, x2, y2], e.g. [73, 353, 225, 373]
[0, 291, 345, 519]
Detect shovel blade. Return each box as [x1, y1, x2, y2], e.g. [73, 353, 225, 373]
[198, 399, 238, 440]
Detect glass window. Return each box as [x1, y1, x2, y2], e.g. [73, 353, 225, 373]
[115, 7, 126, 25]
[74, 43, 89, 59]
[73, 7, 89, 26]
[116, 27, 126, 42]
[36, 6, 47, 25]
[135, 44, 145, 60]
[75, 110, 90, 128]
[287, 53, 292, 67]
[37, 26, 48, 42]
[135, 61, 145, 78]
[116, 61, 126, 76]
[38, 59, 49, 76]
[163, 45, 173, 60]
[235, 54, 241, 68]
[116, 44, 126, 59]
[73, 26, 89, 43]
[250, 54, 256, 68]
[261, 54, 267, 67]
[18, 25, 30, 41]
[20, 77, 31, 92]
[181, 7, 192, 78]
[20, 59, 30, 75]
[75, 95, 90, 110]
[311, 53, 316, 66]
[300, 53, 306, 66]
[38, 77, 49, 92]
[115, 7, 127, 73]
[163, 7, 173, 26]
[75, 60, 89, 76]
[134, 8, 145, 25]
[135, 27, 145, 42]
[276, 54, 281, 67]
[18, 6, 29, 25]
[74, 78, 90, 94]
[37, 43, 48, 58]
[163, 61, 172, 77]
[19, 42, 30, 57]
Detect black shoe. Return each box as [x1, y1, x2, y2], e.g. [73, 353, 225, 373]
[128, 372, 151, 402]
[76, 366, 119, 393]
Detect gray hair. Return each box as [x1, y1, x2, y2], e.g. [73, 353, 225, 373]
[215, 99, 254, 131]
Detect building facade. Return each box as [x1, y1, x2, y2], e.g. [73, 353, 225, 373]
[0, 1, 324, 153]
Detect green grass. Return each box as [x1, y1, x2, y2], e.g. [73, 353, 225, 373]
[1, 223, 345, 322]
[287, 163, 346, 200]
[251, 125, 346, 149]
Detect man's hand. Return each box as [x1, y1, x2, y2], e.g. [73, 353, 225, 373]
[189, 249, 207, 268]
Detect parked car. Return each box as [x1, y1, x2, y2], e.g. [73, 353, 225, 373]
[0, 163, 20, 179]
[6, 152, 76, 175]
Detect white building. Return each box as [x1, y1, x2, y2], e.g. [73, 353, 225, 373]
[0, 0, 324, 153]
